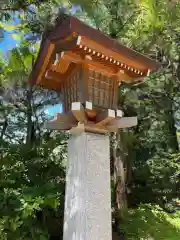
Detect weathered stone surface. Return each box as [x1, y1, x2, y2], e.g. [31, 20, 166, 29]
[63, 132, 112, 240]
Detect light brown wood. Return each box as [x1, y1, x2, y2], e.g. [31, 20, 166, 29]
[37, 43, 55, 84]
[70, 122, 108, 135]
[56, 111, 77, 123]
[107, 116, 137, 131]
[79, 63, 89, 103]
[49, 50, 136, 86]
[39, 77, 62, 90]
[79, 37, 146, 71]
[45, 70, 60, 81]
[116, 71, 133, 82]
[44, 63, 76, 90]
[44, 117, 77, 130]
[85, 123, 108, 134]
[70, 122, 85, 135]
[53, 32, 78, 45]
[44, 103, 137, 133]
[62, 51, 118, 76]
[71, 102, 88, 123]
[84, 101, 96, 119]
[52, 57, 69, 74]
[96, 109, 115, 126]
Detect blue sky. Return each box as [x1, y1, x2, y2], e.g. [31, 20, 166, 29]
[0, 15, 20, 54]
[45, 104, 62, 117]
[0, 31, 17, 54]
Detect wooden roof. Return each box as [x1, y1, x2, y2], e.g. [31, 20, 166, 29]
[30, 14, 161, 90]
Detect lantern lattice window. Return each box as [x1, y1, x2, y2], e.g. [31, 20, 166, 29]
[88, 69, 117, 110]
[61, 64, 118, 112]
[61, 65, 81, 112]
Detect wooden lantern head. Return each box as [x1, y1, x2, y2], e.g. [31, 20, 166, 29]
[30, 14, 160, 133]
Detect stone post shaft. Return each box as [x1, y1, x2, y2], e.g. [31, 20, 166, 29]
[63, 132, 112, 240]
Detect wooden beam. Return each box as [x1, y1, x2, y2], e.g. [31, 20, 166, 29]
[44, 111, 77, 130]
[36, 43, 55, 84]
[116, 71, 134, 82]
[84, 101, 96, 120]
[88, 64, 116, 77]
[56, 111, 77, 123]
[85, 123, 108, 134]
[44, 63, 76, 88]
[54, 35, 81, 51]
[107, 116, 137, 131]
[96, 109, 115, 126]
[70, 122, 85, 135]
[62, 52, 118, 76]
[71, 102, 88, 123]
[79, 36, 146, 71]
[70, 122, 108, 135]
[45, 70, 62, 81]
[44, 118, 77, 130]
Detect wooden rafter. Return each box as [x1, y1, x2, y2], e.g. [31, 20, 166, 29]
[78, 37, 145, 74]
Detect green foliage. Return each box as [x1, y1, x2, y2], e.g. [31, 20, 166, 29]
[119, 204, 180, 240]
[132, 152, 180, 208]
[0, 0, 50, 20]
[0, 135, 67, 239]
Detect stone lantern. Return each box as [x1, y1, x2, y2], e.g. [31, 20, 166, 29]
[30, 14, 160, 240]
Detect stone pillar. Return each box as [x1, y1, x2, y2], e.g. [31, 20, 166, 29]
[63, 132, 112, 240]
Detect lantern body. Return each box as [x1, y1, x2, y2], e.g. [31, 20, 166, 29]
[60, 64, 118, 113]
[30, 14, 160, 132]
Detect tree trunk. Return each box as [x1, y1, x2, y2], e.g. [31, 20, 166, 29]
[112, 131, 127, 210]
[26, 84, 34, 146]
[167, 107, 179, 151]
[0, 118, 8, 141]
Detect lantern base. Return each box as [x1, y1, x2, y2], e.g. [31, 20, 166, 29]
[45, 101, 137, 133]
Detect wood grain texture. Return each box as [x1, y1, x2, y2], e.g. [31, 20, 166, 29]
[96, 109, 115, 126]
[107, 116, 137, 131]
[36, 43, 55, 84]
[71, 102, 88, 123]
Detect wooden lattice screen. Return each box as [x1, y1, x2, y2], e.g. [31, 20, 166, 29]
[61, 66, 80, 112]
[88, 69, 117, 110]
[62, 64, 118, 112]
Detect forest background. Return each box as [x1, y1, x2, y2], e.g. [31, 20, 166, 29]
[0, 0, 180, 239]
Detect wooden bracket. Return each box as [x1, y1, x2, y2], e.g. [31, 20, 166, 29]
[44, 118, 77, 130]
[71, 102, 88, 124]
[44, 111, 77, 130]
[70, 122, 108, 135]
[107, 116, 137, 132]
[44, 102, 137, 134]
[96, 109, 115, 126]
